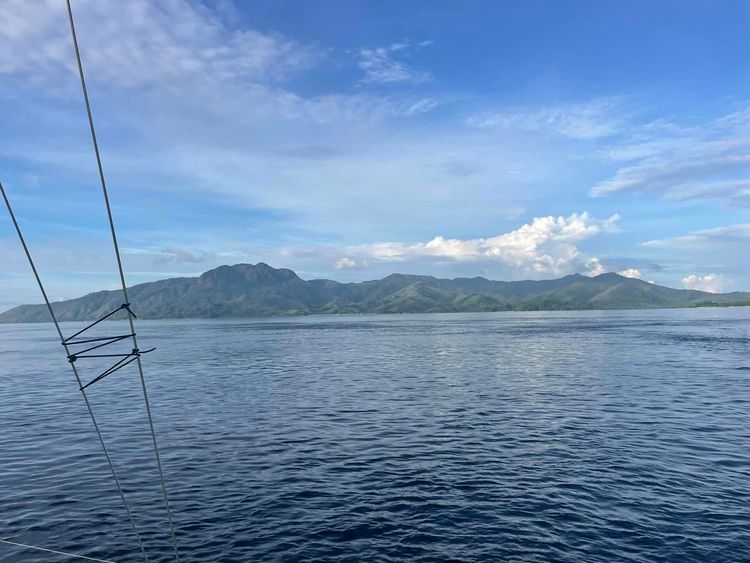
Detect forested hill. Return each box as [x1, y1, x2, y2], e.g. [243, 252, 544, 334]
[2, 262, 749, 322]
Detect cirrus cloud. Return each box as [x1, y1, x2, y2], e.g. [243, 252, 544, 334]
[466, 98, 625, 139]
[0, 0, 317, 91]
[357, 42, 431, 85]
[642, 223, 750, 248]
[591, 105, 750, 202]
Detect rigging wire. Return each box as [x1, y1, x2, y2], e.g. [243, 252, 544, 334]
[0, 181, 149, 563]
[64, 0, 180, 560]
[0, 538, 117, 563]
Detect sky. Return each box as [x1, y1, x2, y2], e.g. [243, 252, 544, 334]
[1, 0, 750, 310]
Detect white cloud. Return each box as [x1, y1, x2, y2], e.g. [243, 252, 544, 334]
[681, 273, 726, 293]
[643, 223, 750, 248]
[618, 268, 643, 279]
[334, 212, 620, 277]
[0, 1, 442, 127]
[591, 153, 750, 197]
[335, 257, 369, 269]
[585, 258, 606, 277]
[0, 0, 316, 90]
[335, 257, 356, 269]
[591, 105, 750, 201]
[357, 42, 431, 84]
[664, 178, 750, 203]
[466, 98, 624, 139]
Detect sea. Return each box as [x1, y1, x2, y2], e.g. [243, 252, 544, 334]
[1, 308, 749, 562]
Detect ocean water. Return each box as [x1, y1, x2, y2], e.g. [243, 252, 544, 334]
[1, 308, 749, 562]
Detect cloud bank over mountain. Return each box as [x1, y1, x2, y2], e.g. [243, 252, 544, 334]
[330, 213, 620, 277]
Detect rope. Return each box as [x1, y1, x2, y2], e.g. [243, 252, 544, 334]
[0, 181, 149, 563]
[64, 1, 180, 560]
[1, 539, 117, 563]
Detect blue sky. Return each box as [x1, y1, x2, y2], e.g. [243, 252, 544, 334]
[1, 0, 750, 310]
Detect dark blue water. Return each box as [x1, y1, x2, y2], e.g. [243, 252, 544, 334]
[2, 309, 749, 562]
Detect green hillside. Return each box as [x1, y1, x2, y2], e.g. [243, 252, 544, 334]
[2, 263, 749, 323]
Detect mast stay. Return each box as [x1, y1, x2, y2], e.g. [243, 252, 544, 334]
[0, 1, 181, 560]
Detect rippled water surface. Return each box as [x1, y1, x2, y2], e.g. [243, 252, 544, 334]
[2, 309, 750, 562]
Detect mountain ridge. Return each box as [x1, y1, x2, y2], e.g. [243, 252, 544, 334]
[2, 262, 749, 323]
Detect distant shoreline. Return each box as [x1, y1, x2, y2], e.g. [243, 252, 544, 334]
[3, 301, 750, 325]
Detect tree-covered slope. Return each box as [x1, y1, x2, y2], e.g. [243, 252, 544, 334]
[2, 263, 749, 322]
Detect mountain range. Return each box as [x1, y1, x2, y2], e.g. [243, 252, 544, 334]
[2, 262, 749, 323]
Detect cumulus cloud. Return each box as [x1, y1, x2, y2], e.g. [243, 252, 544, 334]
[466, 98, 624, 139]
[335, 257, 369, 269]
[357, 42, 431, 84]
[335, 212, 619, 277]
[681, 273, 726, 293]
[591, 105, 750, 201]
[618, 268, 643, 279]
[335, 257, 357, 269]
[585, 258, 606, 277]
